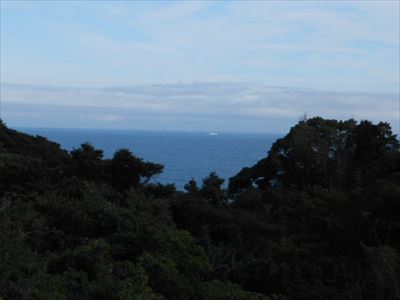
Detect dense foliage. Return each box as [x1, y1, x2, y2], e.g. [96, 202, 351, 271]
[1, 117, 399, 299]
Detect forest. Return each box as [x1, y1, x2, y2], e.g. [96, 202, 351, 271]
[0, 117, 399, 300]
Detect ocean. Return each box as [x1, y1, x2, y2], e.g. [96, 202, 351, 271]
[16, 127, 280, 190]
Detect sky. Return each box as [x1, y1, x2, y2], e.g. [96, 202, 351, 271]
[0, 1, 399, 133]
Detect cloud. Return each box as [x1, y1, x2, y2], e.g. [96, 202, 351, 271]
[97, 114, 126, 122]
[1, 82, 398, 134]
[1, 1, 398, 91]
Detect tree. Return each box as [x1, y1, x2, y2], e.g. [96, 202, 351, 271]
[200, 172, 225, 205]
[70, 143, 105, 180]
[229, 117, 399, 194]
[184, 179, 199, 196]
[111, 149, 163, 191]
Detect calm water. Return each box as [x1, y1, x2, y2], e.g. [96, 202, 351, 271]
[16, 127, 280, 190]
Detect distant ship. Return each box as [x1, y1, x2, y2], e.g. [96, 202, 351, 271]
[209, 132, 219, 136]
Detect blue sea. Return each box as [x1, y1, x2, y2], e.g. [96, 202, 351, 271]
[16, 128, 280, 190]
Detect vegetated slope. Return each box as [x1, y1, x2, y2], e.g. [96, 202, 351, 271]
[172, 117, 400, 300]
[0, 120, 271, 300]
[1, 117, 399, 300]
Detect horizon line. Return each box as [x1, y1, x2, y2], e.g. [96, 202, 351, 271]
[11, 125, 284, 136]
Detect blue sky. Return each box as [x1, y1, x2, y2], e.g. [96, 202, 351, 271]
[1, 1, 399, 133]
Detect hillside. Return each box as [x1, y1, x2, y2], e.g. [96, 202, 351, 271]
[0, 118, 399, 300]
